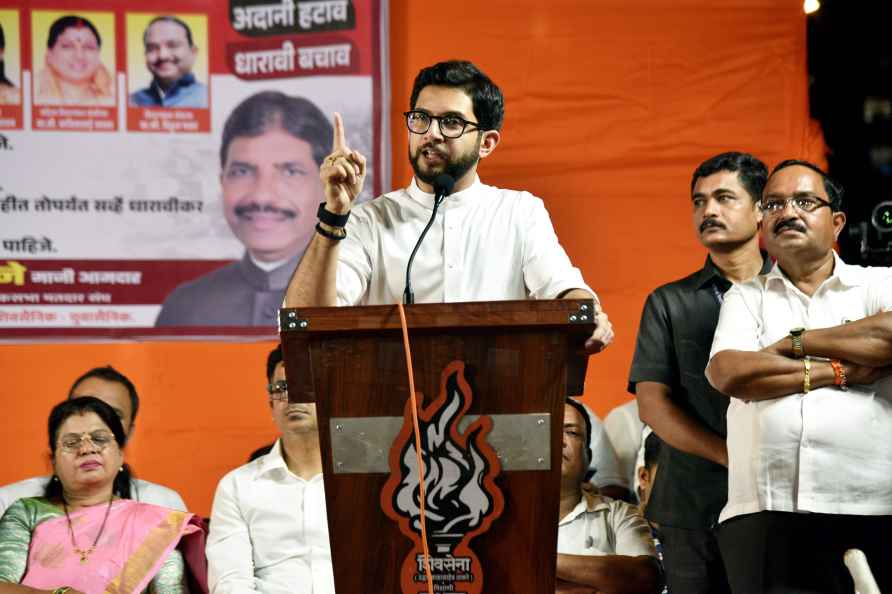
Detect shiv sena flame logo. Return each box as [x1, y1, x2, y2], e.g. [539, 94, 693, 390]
[381, 361, 505, 594]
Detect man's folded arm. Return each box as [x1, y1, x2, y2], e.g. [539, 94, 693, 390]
[765, 311, 892, 367]
[705, 350, 837, 401]
[555, 553, 662, 594]
[704, 284, 837, 400]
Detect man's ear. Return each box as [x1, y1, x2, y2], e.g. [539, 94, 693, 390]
[832, 211, 847, 240]
[478, 130, 500, 160]
[637, 465, 650, 488]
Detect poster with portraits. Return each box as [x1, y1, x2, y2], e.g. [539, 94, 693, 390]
[0, 0, 388, 338]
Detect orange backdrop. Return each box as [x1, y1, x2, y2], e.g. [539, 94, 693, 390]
[0, 0, 820, 516]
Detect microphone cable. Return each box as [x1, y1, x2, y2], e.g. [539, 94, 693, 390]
[397, 301, 435, 594]
[403, 174, 455, 305]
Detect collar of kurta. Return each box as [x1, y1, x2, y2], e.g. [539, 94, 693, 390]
[236, 251, 301, 291]
[405, 175, 483, 210]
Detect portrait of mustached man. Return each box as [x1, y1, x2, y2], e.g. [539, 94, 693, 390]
[156, 91, 331, 327]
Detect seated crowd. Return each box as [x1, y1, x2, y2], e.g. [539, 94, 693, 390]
[0, 356, 664, 594]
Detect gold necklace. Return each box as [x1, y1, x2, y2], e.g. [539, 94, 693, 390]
[62, 495, 114, 564]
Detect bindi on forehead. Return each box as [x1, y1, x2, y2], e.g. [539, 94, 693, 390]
[59, 28, 98, 43]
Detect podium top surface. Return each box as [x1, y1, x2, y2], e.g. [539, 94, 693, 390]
[280, 298, 597, 334]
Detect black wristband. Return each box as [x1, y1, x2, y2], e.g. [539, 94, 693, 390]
[317, 202, 350, 227]
[315, 222, 346, 241]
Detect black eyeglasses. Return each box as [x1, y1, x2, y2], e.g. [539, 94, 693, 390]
[267, 380, 288, 402]
[760, 194, 832, 215]
[404, 110, 483, 139]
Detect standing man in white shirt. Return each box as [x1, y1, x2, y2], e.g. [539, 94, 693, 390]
[284, 60, 613, 353]
[207, 345, 334, 594]
[0, 365, 186, 515]
[556, 399, 662, 594]
[706, 160, 892, 594]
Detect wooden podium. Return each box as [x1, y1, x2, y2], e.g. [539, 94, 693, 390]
[280, 299, 595, 593]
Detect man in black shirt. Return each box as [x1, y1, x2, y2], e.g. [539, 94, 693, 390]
[628, 152, 771, 594]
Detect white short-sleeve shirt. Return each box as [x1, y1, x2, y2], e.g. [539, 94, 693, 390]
[335, 177, 595, 306]
[709, 253, 892, 522]
[558, 488, 657, 557]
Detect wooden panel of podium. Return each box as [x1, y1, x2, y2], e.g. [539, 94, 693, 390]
[280, 299, 594, 593]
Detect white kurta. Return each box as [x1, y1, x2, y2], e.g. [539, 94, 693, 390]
[336, 176, 594, 306]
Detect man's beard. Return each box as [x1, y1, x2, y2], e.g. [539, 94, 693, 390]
[409, 140, 480, 189]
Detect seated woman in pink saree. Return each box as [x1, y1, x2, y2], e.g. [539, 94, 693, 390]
[0, 397, 205, 594]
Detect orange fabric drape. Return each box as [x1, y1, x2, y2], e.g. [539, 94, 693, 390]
[0, 1, 818, 516]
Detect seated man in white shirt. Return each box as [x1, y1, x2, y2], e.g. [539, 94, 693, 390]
[706, 160, 892, 593]
[0, 365, 186, 515]
[207, 345, 334, 594]
[284, 60, 613, 354]
[557, 399, 663, 594]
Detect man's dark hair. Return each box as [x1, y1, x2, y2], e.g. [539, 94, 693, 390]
[643, 431, 662, 471]
[45, 396, 132, 500]
[690, 151, 768, 203]
[220, 91, 333, 168]
[565, 398, 593, 466]
[266, 344, 283, 383]
[144, 15, 194, 47]
[769, 159, 844, 212]
[68, 366, 139, 427]
[47, 15, 101, 49]
[409, 60, 504, 132]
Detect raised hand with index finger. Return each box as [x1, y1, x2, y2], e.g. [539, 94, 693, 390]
[320, 112, 367, 215]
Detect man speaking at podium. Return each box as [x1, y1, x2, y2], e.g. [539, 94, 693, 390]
[284, 60, 612, 352]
